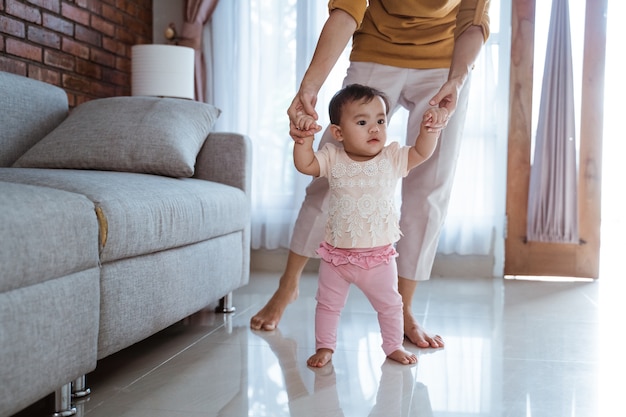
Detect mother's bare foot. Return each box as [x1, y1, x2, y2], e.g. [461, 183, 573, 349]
[387, 348, 417, 365]
[404, 311, 444, 348]
[250, 279, 298, 331]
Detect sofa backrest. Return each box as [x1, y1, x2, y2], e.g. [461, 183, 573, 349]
[0, 71, 69, 167]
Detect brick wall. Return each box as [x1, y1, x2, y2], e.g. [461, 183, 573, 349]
[0, 0, 152, 107]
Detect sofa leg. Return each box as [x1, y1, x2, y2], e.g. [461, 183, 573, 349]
[215, 292, 236, 313]
[52, 383, 76, 417]
[72, 375, 91, 399]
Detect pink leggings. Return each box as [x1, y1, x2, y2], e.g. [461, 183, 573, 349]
[315, 244, 404, 357]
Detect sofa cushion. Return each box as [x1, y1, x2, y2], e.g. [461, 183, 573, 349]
[13, 96, 220, 178]
[0, 181, 100, 292]
[0, 169, 249, 263]
[98, 235, 244, 358]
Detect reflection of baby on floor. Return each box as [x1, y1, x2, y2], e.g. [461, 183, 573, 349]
[253, 329, 433, 417]
[292, 84, 447, 367]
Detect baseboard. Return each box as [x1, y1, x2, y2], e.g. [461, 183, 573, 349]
[431, 254, 495, 278]
[251, 249, 495, 278]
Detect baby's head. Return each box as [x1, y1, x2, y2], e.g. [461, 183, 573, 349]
[328, 84, 391, 160]
[329, 84, 390, 125]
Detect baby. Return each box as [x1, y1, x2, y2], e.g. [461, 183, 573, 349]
[292, 83, 448, 367]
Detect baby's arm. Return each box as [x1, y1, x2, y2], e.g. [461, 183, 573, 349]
[291, 113, 321, 176]
[407, 107, 449, 171]
[293, 134, 321, 177]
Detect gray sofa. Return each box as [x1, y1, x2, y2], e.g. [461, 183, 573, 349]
[0, 71, 251, 416]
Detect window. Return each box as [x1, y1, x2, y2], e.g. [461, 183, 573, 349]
[207, 0, 510, 274]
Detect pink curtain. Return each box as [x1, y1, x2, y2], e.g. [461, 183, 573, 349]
[526, 0, 579, 243]
[179, 0, 219, 102]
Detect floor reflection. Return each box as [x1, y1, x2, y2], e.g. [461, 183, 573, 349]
[250, 328, 434, 417]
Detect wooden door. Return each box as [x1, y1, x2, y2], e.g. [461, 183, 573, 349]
[505, 0, 607, 279]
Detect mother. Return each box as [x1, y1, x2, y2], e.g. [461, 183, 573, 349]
[251, 0, 491, 349]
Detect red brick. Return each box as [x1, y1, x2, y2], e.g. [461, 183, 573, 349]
[114, 0, 126, 10]
[0, 15, 26, 38]
[101, 4, 123, 25]
[76, 57, 102, 79]
[6, 38, 42, 61]
[61, 3, 90, 26]
[28, 0, 60, 14]
[28, 65, 61, 86]
[28, 26, 61, 49]
[102, 66, 127, 86]
[136, 0, 151, 10]
[91, 15, 114, 37]
[6, 0, 42, 24]
[43, 13, 74, 36]
[90, 47, 115, 67]
[122, 1, 139, 18]
[62, 72, 92, 93]
[136, 6, 151, 25]
[62, 37, 90, 59]
[91, 81, 117, 97]
[123, 14, 150, 38]
[67, 92, 77, 108]
[0, 55, 28, 75]
[102, 36, 125, 55]
[44, 48, 74, 70]
[75, 24, 101, 46]
[114, 26, 137, 45]
[76, 0, 102, 15]
[115, 54, 130, 72]
[1, 0, 152, 100]
[72, 94, 88, 107]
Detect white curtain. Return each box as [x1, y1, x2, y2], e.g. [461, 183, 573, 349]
[206, 0, 510, 270]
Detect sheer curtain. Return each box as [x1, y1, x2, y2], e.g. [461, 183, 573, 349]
[526, 0, 578, 243]
[206, 0, 510, 274]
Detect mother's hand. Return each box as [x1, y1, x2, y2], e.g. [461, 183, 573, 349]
[287, 89, 322, 144]
[429, 77, 462, 119]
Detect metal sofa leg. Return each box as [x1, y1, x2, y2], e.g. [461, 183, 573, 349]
[52, 383, 76, 417]
[72, 375, 91, 398]
[215, 292, 236, 313]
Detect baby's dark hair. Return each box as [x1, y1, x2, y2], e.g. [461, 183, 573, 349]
[328, 84, 390, 125]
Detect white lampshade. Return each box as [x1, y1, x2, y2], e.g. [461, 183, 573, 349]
[131, 44, 195, 99]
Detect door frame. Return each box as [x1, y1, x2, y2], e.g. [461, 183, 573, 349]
[504, 0, 607, 278]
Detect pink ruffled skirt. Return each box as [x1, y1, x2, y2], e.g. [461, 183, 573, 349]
[316, 241, 398, 270]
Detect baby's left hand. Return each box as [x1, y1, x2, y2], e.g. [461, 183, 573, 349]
[294, 111, 320, 132]
[423, 107, 449, 133]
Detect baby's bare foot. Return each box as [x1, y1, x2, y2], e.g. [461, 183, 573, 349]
[387, 348, 417, 365]
[307, 348, 333, 368]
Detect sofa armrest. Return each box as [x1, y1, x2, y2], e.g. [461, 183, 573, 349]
[193, 132, 252, 196]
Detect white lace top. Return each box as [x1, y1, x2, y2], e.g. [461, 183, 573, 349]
[315, 142, 410, 249]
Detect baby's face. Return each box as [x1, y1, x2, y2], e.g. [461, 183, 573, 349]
[336, 96, 388, 161]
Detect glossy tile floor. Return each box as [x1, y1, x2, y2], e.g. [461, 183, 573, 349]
[17, 260, 626, 417]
